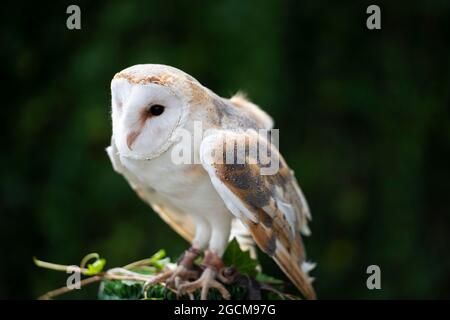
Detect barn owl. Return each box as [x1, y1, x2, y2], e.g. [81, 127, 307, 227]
[106, 64, 316, 300]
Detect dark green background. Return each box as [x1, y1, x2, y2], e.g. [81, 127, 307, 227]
[1, 0, 449, 299]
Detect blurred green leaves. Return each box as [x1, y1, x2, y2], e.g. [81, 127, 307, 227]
[1, 0, 450, 300]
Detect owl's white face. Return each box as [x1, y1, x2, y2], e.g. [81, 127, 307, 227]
[111, 78, 185, 159]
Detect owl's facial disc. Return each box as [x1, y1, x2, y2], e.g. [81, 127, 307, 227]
[111, 79, 185, 159]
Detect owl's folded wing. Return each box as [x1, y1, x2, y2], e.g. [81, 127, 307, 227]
[200, 130, 316, 299]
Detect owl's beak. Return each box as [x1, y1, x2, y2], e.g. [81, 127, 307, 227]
[126, 131, 140, 150]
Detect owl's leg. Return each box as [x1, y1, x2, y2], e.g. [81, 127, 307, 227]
[178, 215, 232, 300]
[165, 247, 200, 287]
[166, 217, 211, 289]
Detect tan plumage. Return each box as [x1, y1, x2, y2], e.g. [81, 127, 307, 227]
[200, 130, 316, 299]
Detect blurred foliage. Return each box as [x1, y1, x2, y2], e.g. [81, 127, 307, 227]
[35, 244, 290, 300]
[99, 278, 284, 301]
[1, 0, 450, 299]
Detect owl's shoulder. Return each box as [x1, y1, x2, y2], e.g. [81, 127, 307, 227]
[228, 93, 274, 130]
[207, 93, 273, 131]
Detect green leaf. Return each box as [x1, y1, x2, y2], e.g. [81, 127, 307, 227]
[222, 238, 258, 277]
[85, 258, 106, 275]
[256, 273, 284, 285]
[149, 249, 166, 263]
[98, 280, 143, 300]
[149, 250, 170, 271]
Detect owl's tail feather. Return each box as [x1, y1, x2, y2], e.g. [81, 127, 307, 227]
[273, 246, 317, 300]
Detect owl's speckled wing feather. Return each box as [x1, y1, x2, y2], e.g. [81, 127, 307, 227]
[200, 130, 316, 299]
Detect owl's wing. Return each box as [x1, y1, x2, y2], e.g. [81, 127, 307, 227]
[200, 130, 316, 299]
[106, 138, 257, 256]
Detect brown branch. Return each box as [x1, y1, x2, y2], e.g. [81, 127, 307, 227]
[38, 275, 103, 300]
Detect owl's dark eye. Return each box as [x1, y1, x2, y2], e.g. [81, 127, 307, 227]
[149, 104, 165, 116]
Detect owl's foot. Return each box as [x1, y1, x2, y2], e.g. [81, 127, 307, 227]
[178, 250, 231, 300]
[165, 247, 201, 289]
[143, 247, 200, 296]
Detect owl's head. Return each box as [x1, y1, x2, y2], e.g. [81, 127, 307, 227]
[110, 64, 198, 159]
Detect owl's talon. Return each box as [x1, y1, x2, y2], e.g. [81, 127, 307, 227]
[178, 267, 231, 300]
[218, 266, 239, 284]
[142, 270, 173, 297]
[143, 247, 201, 298]
[178, 250, 230, 300]
[144, 250, 231, 300]
[165, 265, 200, 289]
